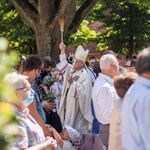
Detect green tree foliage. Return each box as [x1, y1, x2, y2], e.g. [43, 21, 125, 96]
[68, 1, 150, 56]
[0, 0, 35, 55]
[0, 0, 149, 57]
[0, 0, 99, 59]
[66, 20, 101, 46]
[90, 1, 150, 55]
[126, 0, 150, 8]
[66, 4, 106, 50]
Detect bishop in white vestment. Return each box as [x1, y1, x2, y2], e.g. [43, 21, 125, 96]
[57, 44, 93, 134]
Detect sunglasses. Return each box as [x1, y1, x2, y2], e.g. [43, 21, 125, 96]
[125, 65, 132, 68]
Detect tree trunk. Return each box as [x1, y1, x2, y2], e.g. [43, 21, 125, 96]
[35, 22, 61, 62]
[12, 0, 98, 61]
[35, 29, 52, 57]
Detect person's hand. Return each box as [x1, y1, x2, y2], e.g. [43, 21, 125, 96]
[45, 124, 56, 137]
[48, 101, 56, 110]
[68, 75, 73, 84]
[41, 85, 49, 94]
[48, 127, 64, 147]
[42, 101, 55, 114]
[48, 126, 56, 133]
[45, 128, 53, 137]
[59, 42, 66, 54]
[45, 124, 52, 129]
[44, 137, 57, 150]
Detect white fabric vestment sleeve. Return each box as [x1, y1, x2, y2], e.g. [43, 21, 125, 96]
[57, 54, 68, 73]
[59, 53, 67, 62]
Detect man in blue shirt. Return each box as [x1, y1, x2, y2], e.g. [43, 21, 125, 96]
[22, 54, 52, 137]
[122, 47, 150, 150]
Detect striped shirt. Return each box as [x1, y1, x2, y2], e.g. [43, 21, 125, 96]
[13, 107, 45, 149]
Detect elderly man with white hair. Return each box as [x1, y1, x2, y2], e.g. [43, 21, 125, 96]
[92, 54, 119, 147]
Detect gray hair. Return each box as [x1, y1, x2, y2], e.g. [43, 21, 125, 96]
[136, 47, 150, 74]
[118, 66, 126, 75]
[4, 72, 28, 90]
[100, 54, 117, 70]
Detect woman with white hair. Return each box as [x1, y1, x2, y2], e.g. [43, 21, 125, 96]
[4, 72, 57, 150]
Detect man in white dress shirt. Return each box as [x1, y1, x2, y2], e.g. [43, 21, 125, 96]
[92, 54, 119, 147]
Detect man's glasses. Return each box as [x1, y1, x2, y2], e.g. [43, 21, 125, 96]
[125, 65, 132, 68]
[16, 86, 31, 91]
[38, 67, 43, 71]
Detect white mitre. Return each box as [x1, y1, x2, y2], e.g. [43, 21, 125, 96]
[75, 45, 89, 63]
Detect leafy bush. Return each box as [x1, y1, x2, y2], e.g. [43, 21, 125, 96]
[0, 37, 20, 150]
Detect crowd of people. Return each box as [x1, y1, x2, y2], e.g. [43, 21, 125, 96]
[3, 42, 150, 150]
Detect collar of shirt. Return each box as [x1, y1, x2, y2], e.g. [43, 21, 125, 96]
[98, 73, 113, 85]
[12, 105, 30, 116]
[88, 67, 93, 71]
[23, 108, 30, 115]
[73, 68, 84, 75]
[136, 76, 150, 89]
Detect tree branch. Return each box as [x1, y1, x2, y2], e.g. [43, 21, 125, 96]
[55, 0, 76, 33]
[68, 0, 99, 33]
[38, 0, 55, 24]
[12, 0, 38, 30]
[46, 0, 75, 33]
[28, 0, 38, 11]
[57, 0, 72, 15]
